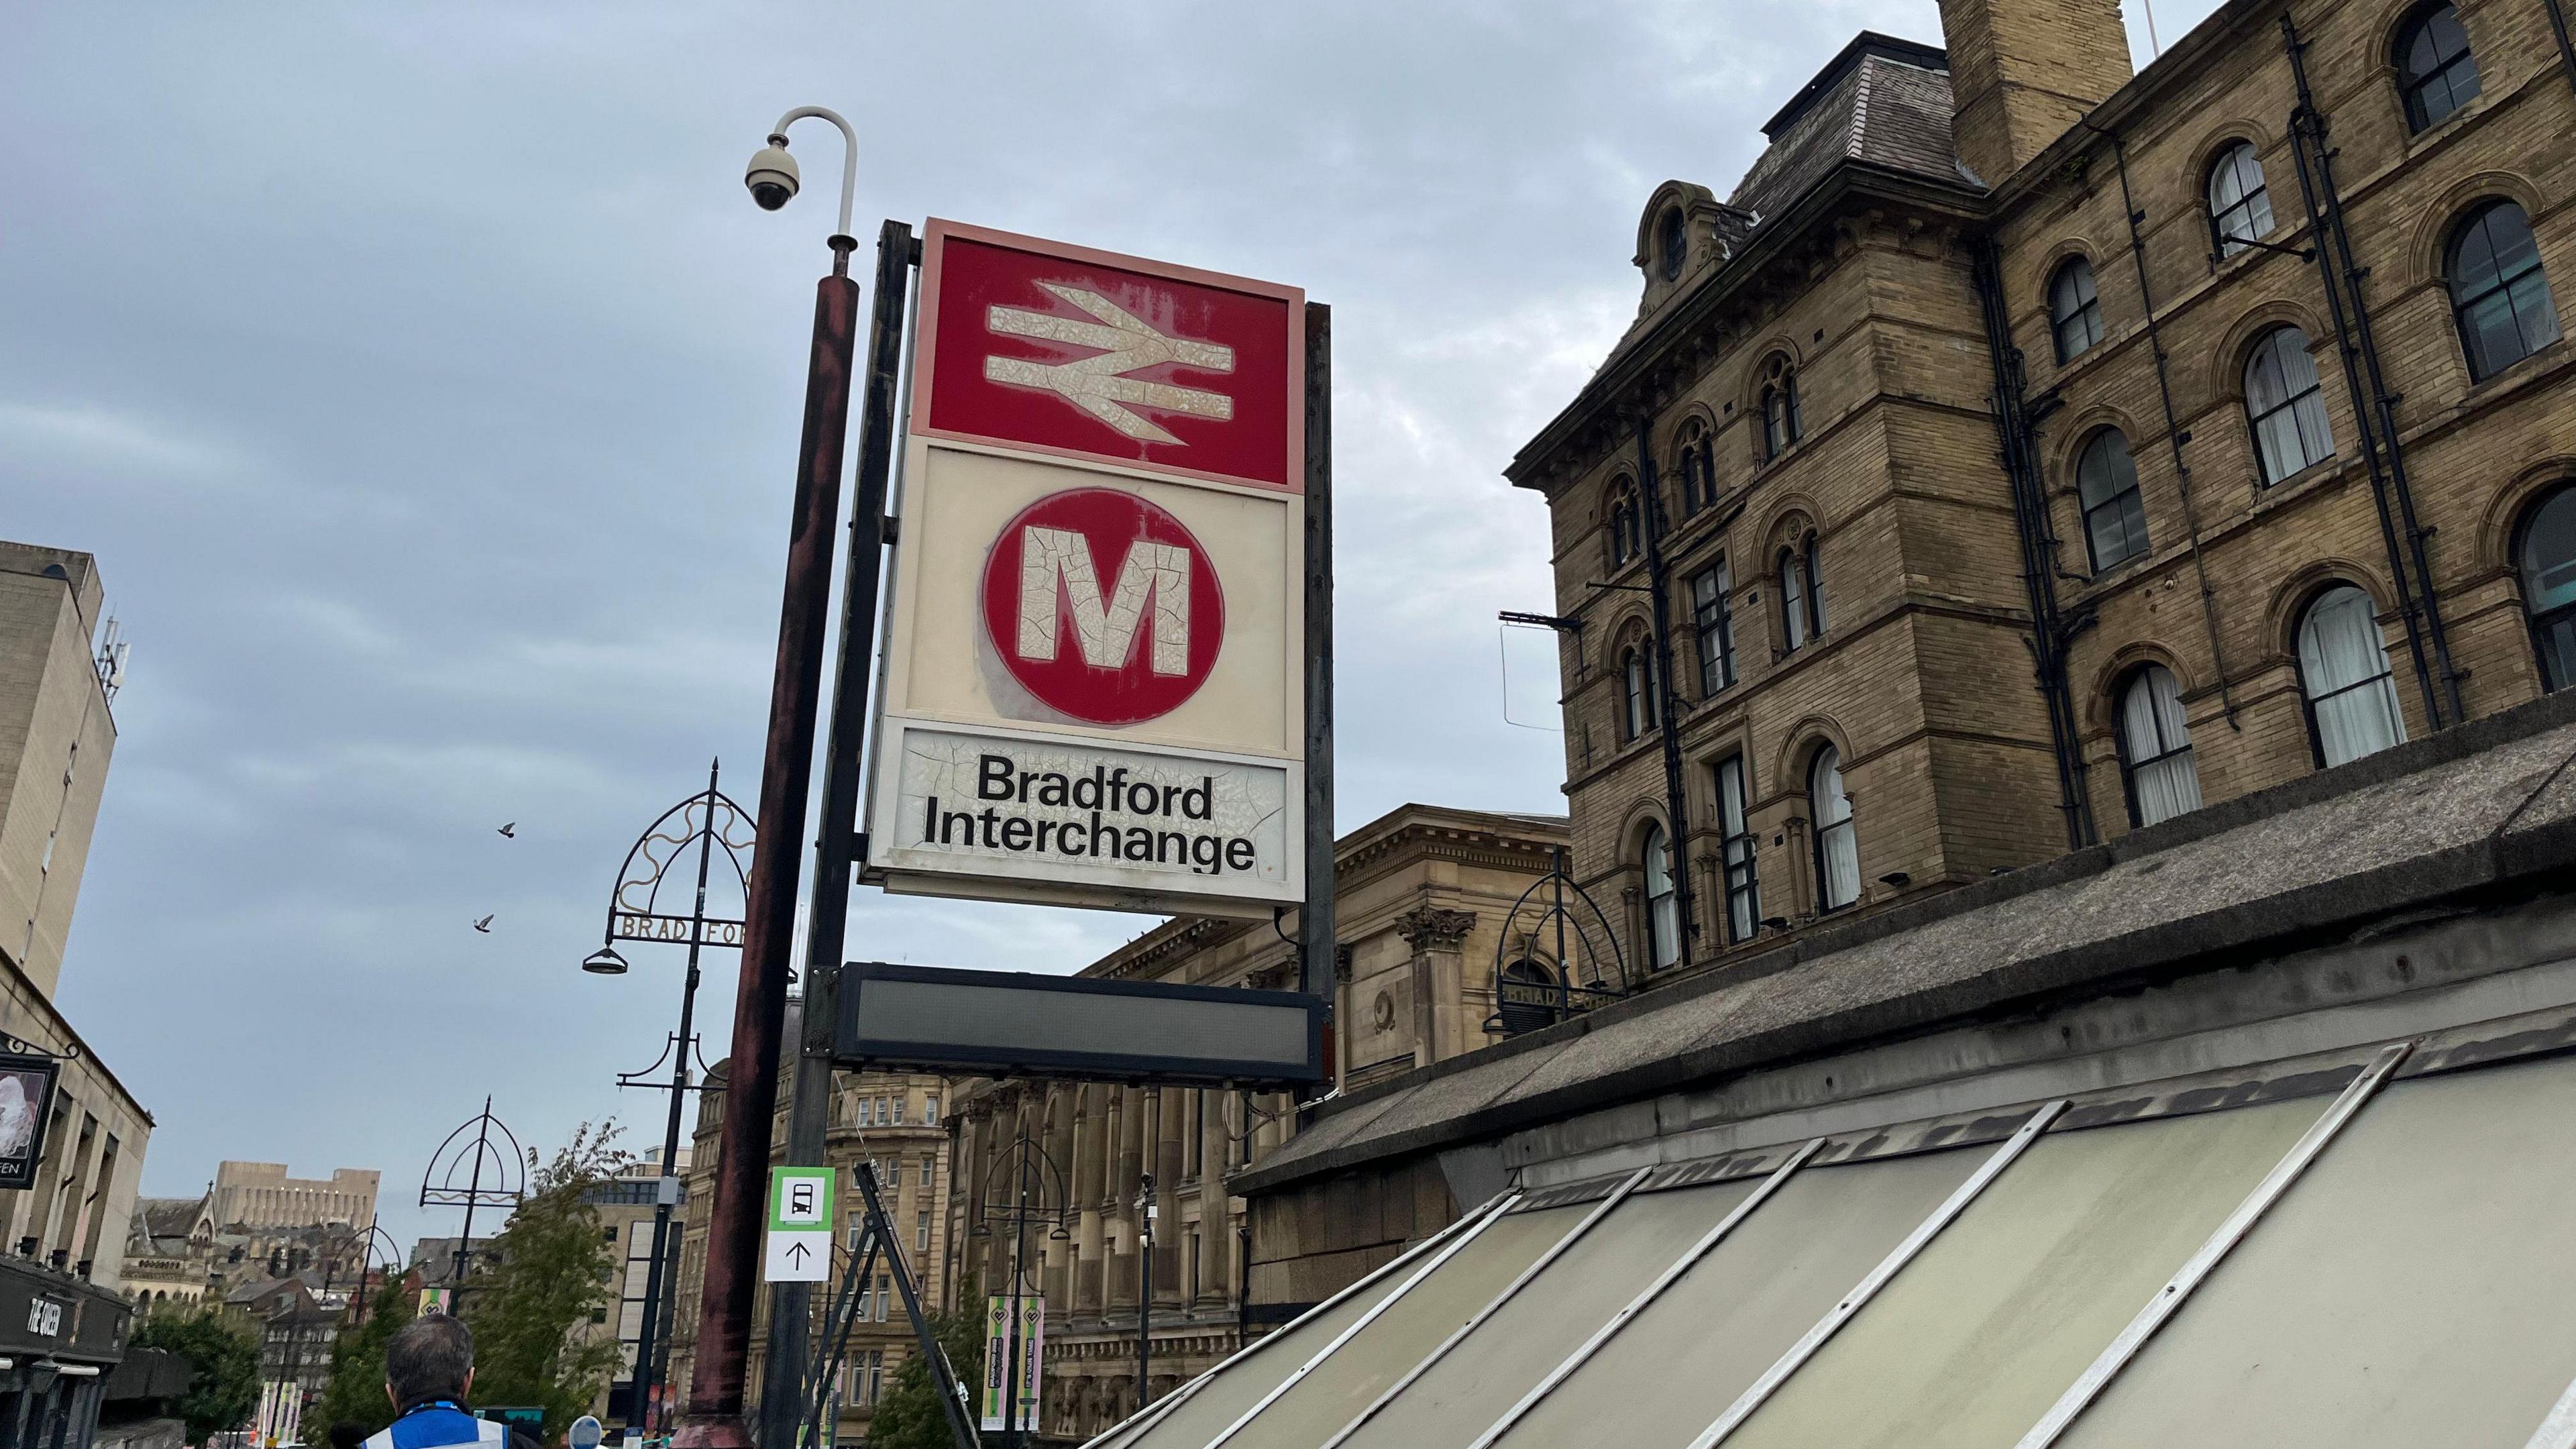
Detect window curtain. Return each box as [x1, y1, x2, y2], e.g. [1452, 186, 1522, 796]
[2299, 586, 2408, 766]
[1810, 747, 1860, 910]
[1643, 825, 1680, 969]
[2121, 666, 2202, 826]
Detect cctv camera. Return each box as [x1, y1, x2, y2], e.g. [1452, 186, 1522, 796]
[745, 142, 800, 211]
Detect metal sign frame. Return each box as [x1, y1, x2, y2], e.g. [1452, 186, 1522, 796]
[831, 961, 1325, 1088]
[0, 1050, 61, 1192]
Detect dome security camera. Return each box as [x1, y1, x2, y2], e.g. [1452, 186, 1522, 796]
[745, 141, 800, 211]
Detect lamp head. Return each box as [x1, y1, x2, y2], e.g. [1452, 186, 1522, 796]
[582, 945, 630, 977]
[745, 139, 800, 211]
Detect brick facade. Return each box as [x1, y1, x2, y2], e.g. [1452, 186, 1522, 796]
[1517, 0, 2576, 991]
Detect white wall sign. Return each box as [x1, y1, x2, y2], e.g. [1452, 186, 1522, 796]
[863, 219, 1307, 918]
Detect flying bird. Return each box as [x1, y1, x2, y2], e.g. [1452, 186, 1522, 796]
[496, 822, 516, 839]
[472, 915, 494, 933]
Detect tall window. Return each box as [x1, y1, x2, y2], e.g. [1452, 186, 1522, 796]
[2245, 327, 2334, 482]
[2397, 2, 2481, 133]
[1641, 824, 1680, 970]
[1717, 755, 1761, 943]
[2297, 585, 2408, 767]
[2117, 665, 2202, 827]
[1659, 207, 1688, 281]
[1760, 357, 1803, 460]
[2050, 258, 2104, 362]
[2207, 142, 2276, 258]
[1808, 747, 1858, 913]
[2077, 430, 2151, 571]
[1677, 422, 1715, 514]
[1608, 483, 1644, 568]
[1691, 562, 1735, 695]
[1620, 645, 1658, 739]
[2520, 486, 2576, 690]
[1779, 533, 1825, 651]
[2449, 201, 2561, 380]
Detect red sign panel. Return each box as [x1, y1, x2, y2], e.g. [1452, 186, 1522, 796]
[979, 488, 1224, 726]
[914, 219, 1304, 492]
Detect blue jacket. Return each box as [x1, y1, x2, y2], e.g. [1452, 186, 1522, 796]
[363, 1403, 509, 1449]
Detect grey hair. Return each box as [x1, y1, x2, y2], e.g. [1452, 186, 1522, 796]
[384, 1314, 476, 1408]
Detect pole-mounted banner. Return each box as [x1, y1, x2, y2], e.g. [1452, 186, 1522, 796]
[862, 220, 1309, 922]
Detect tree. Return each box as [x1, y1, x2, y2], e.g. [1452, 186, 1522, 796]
[462, 1123, 630, 1443]
[132, 1307, 262, 1443]
[313, 1280, 419, 1441]
[861, 1307, 983, 1449]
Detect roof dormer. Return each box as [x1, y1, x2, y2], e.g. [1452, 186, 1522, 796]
[1634, 181, 1755, 316]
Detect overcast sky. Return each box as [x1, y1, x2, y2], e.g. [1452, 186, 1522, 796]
[3, 1, 2212, 1254]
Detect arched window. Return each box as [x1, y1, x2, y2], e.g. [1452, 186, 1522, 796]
[2050, 258, 2104, 362]
[1716, 753, 1760, 943]
[1676, 421, 1715, 514]
[2397, 2, 2481, 133]
[2449, 201, 2561, 380]
[2519, 485, 2576, 690]
[2207, 142, 2276, 258]
[1779, 532, 1825, 651]
[1607, 482, 1643, 568]
[2245, 327, 2334, 482]
[1658, 207, 1688, 282]
[2298, 585, 2408, 767]
[1641, 824, 1680, 970]
[2117, 665, 2202, 827]
[1760, 358, 1803, 460]
[1809, 746, 1858, 913]
[1620, 644, 1658, 739]
[2077, 429, 2150, 570]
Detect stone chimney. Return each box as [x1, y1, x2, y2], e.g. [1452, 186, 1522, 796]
[1937, 0, 2133, 184]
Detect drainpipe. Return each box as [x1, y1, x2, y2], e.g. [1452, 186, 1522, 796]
[1635, 411, 1701, 969]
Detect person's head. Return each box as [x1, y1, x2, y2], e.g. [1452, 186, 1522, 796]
[384, 1313, 476, 1411]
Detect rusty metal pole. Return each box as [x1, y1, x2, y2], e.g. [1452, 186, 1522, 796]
[674, 234, 861, 1449]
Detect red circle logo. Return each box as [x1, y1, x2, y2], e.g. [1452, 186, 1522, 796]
[979, 488, 1224, 725]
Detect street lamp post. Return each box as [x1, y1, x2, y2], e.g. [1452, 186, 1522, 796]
[420, 1101, 526, 1310]
[587, 764, 755, 1439]
[678, 105, 867, 1449]
[1136, 1175, 1156, 1417]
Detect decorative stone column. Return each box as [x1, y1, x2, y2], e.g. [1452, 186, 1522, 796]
[1397, 906, 1477, 1066]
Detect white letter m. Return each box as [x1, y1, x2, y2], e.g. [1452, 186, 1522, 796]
[1016, 526, 1191, 675]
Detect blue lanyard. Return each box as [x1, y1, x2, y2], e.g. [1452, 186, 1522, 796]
[400, 1401, 465, 1419]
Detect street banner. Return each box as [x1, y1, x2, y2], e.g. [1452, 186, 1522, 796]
[979, 1292, 1044, 1432]
[762, 1165, 833, 1283]
[865, 219, 1307, 920]
[417, 1287, 452, 1317]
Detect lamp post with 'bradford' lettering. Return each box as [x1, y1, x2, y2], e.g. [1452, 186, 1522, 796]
[584, 761, 757, 1438]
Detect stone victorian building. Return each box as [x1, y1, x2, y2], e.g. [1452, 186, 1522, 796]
[1517, 0, 2576, 982]
[945, 804, 1566, 1444]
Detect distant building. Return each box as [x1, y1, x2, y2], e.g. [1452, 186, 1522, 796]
[211, 1163, 379, 1233]
[576, 1148, 691, 1428]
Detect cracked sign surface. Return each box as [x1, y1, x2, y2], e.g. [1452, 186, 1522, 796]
[915, 225, 1301, 490]
[983, 486, 1224, 726]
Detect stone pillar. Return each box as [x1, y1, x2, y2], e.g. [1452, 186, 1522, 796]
[1398, 906, 1477, 1066]
[1071, 1085, 1105, 1317]
[1152, 1090, 1183, 1310]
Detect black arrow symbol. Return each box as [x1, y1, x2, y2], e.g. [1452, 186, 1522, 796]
[784, 1240, 813, 1268]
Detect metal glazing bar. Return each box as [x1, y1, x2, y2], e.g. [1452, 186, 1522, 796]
[1687, 1102, 2070, 1449]
[2012, 1042, 2412, 1449]
[1200, 1193, 1523, 1449]
[1083, 1186, 1517, 1449]
[1466, 1140, 1825, 1449]
[1319, 1169, 1654, 1449]
[2522, 1373, 2576, 1449]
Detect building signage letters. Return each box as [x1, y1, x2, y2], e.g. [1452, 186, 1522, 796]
[865, 219, 1307, 918]
[610, 912, 746, 948]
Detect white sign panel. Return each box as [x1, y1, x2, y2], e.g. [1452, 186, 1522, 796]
[863, 218, 1307, 918]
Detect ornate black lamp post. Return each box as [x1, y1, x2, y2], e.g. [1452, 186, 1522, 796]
[970, 1129, 1072, 1449]
[419, 1099, 526, 1308]
[588, 761, 754, 1438]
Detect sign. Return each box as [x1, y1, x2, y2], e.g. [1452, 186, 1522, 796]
[865, 219, 1307, 920]
[418, 1287, 453, 1317]
[0, 1053, 60, 1191]
[568, 1417, 604, 1449]
[476, 1408, 546, 1434]
[978, 1293, 1044, 1433]
[833, 962, 1324, 1088]
[763, 1166, 833, 1283]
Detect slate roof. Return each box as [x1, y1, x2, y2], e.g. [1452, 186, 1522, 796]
[1235, 690, 2576, 1194]
[1729, 35, 1971, 221]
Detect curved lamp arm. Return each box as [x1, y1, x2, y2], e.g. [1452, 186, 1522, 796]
[769, 105, 859, 246]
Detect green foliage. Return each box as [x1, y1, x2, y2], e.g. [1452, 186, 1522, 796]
[462, 1122, 631, 1444]
[132, 1307, 262, 1442]
[314, 1279, 419, 1440]
[861, 1307, 983, 1449]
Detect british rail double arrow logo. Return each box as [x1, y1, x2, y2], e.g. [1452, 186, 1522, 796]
[983, 284, 1235, 445]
